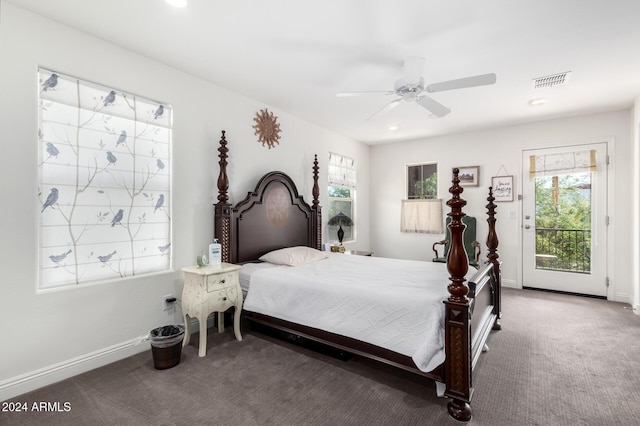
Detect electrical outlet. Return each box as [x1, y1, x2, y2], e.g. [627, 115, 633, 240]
[163, 294, 176, 311]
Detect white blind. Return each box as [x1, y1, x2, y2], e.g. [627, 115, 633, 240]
[400, 199, 444, 234]
[38, 69, 171, 289]
[328, 152, 356, 189]
[529, 149, 596, 178]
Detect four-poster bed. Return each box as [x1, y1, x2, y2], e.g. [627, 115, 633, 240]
[212, 131, 501, 421]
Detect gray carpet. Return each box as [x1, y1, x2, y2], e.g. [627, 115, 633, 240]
[3, 288, 639, 425]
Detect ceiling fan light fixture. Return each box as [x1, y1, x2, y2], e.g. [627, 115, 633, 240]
[394, 77, 425, 97]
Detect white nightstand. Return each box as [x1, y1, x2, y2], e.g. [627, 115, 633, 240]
[181, 263, 243, 357]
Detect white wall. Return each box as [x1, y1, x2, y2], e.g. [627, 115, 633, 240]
[0, 3, 369, 400]
[370, 110, 633, 303]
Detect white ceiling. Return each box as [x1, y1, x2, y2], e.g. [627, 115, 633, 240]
[7, 0, 640, 144]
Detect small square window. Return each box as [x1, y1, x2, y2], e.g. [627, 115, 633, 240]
[407, 163, 438, 199]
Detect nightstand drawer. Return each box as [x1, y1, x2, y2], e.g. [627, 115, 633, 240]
[208, 286, 239, 308]
[206, 271, 237, 292]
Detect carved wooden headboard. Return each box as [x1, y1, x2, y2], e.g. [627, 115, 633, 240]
[213, 131, 321, 263]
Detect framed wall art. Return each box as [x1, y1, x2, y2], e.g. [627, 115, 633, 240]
[491, 175, 514, 202]
[455, 166, 479, 187]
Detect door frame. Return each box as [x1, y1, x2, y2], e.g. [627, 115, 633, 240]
[518, 138, 615, 299]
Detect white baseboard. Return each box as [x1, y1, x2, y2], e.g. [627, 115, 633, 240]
[501, 278, 518, 289]
[0, 337, 150, 403]
[611, 292, 632, 304]
[1, 317, 217, 402]
[502, 279, 635, 306]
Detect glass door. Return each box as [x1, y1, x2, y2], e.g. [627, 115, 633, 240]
[521, 143, 608, 297]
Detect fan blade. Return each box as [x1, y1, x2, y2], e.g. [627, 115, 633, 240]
[426, 73, 496, 93]
[336, 91, 395, 97]
[367, 98, 403, 121]
[417, 96, 451, 117]
[404, 56, 425, 86]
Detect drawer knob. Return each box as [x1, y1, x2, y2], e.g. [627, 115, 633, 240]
[221, 279, 226, 284]
[222, 297, 227, 301]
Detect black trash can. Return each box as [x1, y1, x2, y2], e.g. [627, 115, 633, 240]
[149, 325, 185, 370]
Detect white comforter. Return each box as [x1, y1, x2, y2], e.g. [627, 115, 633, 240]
[243, 253, 476, 373]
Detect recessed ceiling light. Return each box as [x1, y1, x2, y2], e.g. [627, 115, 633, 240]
[529, 98, 547, 106]
[388, 125, 399, 131]
[165, 0, 187, 8]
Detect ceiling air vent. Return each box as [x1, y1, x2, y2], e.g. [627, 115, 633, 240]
[532, 71, 571, 89]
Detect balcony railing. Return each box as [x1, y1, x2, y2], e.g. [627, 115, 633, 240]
[535, 228, 591, 273]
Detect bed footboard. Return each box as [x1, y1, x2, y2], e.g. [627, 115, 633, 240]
[469, 263, 498, 369]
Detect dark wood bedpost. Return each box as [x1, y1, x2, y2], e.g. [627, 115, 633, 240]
[486, 187, 502, 330]
[311, 154, 322, 250]
[444, 168, 473, 422]
[214, 130, 232, 263]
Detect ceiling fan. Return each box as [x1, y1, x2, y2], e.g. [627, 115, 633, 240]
[336, 57, 496, 120]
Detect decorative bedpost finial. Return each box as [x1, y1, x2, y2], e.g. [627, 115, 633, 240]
[214, 130, 232, 262]
[217, 130, 229, 204]
[443, 167, 473, 420]
[311, 154, 322, 250]
[446, 168, 469, 302]
[486, 186, 499, 260]
[486, 186, 502, 330]
[312, 154, 320, 208]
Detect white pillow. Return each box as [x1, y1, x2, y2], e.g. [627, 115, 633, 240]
[259, 246, 329, 266]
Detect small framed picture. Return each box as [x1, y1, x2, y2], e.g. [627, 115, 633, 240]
[491, 175, 514, 202]
[455, 166, 479, 187]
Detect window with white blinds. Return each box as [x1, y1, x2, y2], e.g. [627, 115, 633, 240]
[38, 69, 172, 289]
[328, 152, 356, 189]
[529, 149, 596, 178]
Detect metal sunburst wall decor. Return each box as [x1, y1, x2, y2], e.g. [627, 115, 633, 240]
[253, 108, 281, 149]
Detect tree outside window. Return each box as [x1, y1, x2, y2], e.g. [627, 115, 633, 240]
[407, 163, 438, 199]
[534, 173, 591, 272]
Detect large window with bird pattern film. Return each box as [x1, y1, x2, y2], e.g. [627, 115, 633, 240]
[37, 69, 172, 289]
